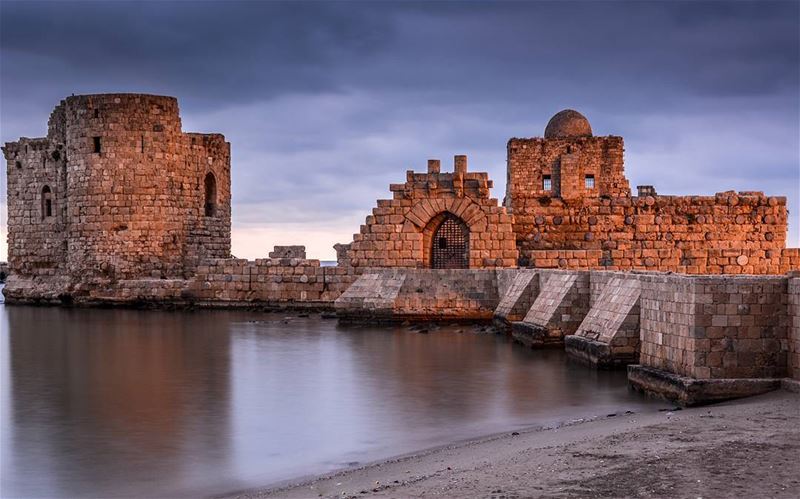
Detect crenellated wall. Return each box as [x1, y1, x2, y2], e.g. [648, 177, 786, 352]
[346, 156, 518, 269]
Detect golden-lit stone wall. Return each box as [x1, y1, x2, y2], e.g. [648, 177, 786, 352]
[347, 156, 518, 269]
[505, 112, 795, 274]
[3, 94, 231, 282]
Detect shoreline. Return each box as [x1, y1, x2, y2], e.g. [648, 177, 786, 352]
[232, 389, 800, 499]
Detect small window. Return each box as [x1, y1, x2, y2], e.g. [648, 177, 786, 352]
[93, 136, 102, 154]
[204, 172, 217, 217]
[542, 175, 552, 191]
[585, 174, 595, 189]
[41, 185, 53, 220]
[15, 161, 22, 169]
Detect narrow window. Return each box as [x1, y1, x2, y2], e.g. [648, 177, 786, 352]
[585, 174, 595, 189]
[542, 175, 552, 191]
[41, 185, 53, 220]
[94, 109, 99, 118]
[204, 172, 217, 217]
[93, 136, 102, 154]
[15, 161, 22, 169]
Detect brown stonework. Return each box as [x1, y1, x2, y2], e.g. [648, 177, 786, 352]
[506, 110, 797, 274]
[347, 156, 518, 269]
[3, 94, 231, 284]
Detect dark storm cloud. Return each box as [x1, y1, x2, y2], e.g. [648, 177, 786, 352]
[1, 0, 798, 257]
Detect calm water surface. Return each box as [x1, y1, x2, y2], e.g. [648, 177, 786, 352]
[1, 298, 660, 498]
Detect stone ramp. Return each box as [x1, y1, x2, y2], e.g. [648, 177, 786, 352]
[334, 270, 407, 320]
[511, 271, 589, 347]
[565, 275, 641, 368]
[493, 270, 539, 323]
[335, 269, 500, 321]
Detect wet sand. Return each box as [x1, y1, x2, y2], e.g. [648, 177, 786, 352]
[236, 389, 800, 499]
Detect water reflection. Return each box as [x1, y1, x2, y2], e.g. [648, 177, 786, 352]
[1, 306, 659, 498]
[3, 307, 232, 497]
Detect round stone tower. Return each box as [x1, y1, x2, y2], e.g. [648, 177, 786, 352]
[50, 93, 230, 280]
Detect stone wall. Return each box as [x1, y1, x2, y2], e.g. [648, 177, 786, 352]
[566, 273, 641, 367]
[788, 275, 800, 380]
[493, 269, 539, 322]
[346, 156, 518, 269]
[2, 94, 231, 285]
[518, 192, 792, 274]
[505, 111, 796, 275]
[511, 270, 590, 347]
[638, 274, 788, 379]
[3, 137, 68, 278]
[336, 268, 501, 321]
[191, 257, 353, 304]
[3, 250, 357, 309]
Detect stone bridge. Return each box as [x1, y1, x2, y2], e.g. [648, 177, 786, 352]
[336, 268, 800, 405]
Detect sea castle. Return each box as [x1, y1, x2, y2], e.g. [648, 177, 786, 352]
[3, 93, 799, 404]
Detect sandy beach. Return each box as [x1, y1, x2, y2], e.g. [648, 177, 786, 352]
[236, 389, 800, 499]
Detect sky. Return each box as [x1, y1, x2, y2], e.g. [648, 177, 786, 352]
[1, 0, 798, 260]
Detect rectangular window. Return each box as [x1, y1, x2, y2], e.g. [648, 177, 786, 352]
[93, 136, 102, 154]
[585, 174, 595, 189]
[45, 199, 52, 217]
[542, 175, 552, 191]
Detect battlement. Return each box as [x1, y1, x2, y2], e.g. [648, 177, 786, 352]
[387, 155, 494, 201]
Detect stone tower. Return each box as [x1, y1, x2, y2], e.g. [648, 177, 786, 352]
[3, 93, 231, 286]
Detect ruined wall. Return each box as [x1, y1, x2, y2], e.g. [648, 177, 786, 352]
[3, 135, 68, 278]
[4, 253, 357, 308]
[506, 135, 629, 206]
[2, 94, 231, 285]
[506, 111, 795, 275]
[191, 258, 353, 304]
[517, 192, 791, 274]
[347, 156, 517, 269]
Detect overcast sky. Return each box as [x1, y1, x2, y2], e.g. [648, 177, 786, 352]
[1, 0, 798, 260]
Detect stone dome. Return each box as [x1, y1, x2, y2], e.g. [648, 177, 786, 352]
[544, 109, 593, 139]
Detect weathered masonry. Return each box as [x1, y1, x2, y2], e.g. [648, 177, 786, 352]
[3, 94, 800, 405]
[2, 94, 356, 307]
[4, 95, 798, 305]
[503, 109, 798, 274]
[337, 268, 800, 404]
[346, 156, 518, 269]
[3, 94, 231, 283]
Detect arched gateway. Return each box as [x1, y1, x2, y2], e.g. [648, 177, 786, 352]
[428, 213, 469, 269]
